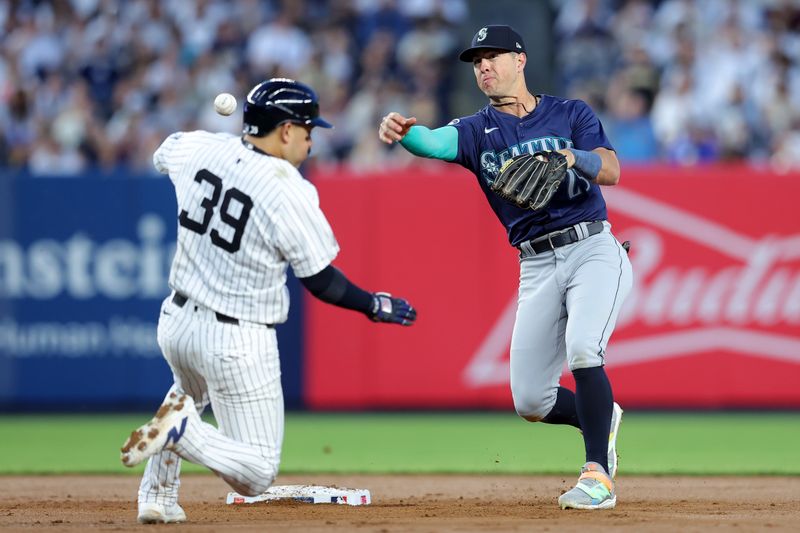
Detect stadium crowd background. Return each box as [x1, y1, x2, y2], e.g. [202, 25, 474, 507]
[1, 0, 799, 176]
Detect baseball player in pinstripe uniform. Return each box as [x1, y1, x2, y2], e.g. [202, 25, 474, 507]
[379, 25, 632, 510]
[120, 78, 416, 524]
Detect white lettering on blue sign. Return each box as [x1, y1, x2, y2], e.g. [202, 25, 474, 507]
[0, 214, 174, 300]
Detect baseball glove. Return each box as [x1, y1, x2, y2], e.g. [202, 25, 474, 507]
[490, 151, 568, 211]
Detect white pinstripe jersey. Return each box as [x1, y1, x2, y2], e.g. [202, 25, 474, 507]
[153, 130, 339, 324]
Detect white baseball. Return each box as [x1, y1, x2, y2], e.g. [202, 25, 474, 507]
[214, 93, 237, 116]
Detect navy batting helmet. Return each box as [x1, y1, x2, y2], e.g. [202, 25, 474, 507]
[243, 78, 333, 136]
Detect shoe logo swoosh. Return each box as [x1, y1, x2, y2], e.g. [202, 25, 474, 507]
[484, 127, 499, 134]
[165, 417, 188, 447]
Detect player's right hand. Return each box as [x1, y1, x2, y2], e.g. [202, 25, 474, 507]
[378, 112, 417, 144]
[369, 292, 417, 326]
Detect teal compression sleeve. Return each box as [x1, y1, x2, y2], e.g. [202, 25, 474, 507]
[399, 125, 458, 161]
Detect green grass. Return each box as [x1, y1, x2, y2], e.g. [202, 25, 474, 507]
[0, 412, 797, 475]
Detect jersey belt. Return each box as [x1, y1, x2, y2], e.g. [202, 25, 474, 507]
[518, 220, 605, 256]
[171, 292, 274, 328]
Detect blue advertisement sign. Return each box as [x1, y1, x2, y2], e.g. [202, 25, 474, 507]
[0, 176, 303, 410]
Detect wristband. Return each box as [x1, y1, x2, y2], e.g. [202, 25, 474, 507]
[570, 149, 601, 180]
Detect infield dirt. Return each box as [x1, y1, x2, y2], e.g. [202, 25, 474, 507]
[0, 474, 797, 532]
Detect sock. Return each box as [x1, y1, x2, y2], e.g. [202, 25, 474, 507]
[541, 387, 581, 428]
[573, 366, 613, 475]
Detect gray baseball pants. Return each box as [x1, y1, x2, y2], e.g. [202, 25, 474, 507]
[510, 222, 633, 421]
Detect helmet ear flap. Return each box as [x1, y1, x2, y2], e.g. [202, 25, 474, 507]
[242, 102, 281, 137]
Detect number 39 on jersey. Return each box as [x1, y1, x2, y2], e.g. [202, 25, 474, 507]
[178, 169, 253, 253]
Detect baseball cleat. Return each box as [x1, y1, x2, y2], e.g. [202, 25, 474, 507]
[137, 502, 187, 524]
[121, 392, 195, 467]
[558, 462, 616, 510]
[608, 402, 623, 479]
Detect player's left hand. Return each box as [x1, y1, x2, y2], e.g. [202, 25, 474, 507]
[491, 151, 568, 211]
[556, 148, 575, 168]
[369, 292, 417, 326]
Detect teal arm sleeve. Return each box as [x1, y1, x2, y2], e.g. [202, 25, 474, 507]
[399, 125, 458, 161]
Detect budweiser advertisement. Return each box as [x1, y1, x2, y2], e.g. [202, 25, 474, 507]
[306, 164, 800, 408]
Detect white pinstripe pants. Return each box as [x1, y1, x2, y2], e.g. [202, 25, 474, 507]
[138, 295, 284, 505]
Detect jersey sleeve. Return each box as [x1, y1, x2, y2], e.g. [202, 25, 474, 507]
[153, 131, 237, 177]
[272, 174, 340, 278]
[152, 132, 184, 175]
[571, 100, 614, 152]
[447, 115, 482, 170]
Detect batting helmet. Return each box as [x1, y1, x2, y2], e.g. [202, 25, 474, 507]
[243, 78, 333, 137]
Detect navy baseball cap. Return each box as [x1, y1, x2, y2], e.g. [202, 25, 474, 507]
[459, 25, 526, 62]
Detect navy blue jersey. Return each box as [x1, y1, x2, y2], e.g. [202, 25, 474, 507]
[449, 95, 614, 246]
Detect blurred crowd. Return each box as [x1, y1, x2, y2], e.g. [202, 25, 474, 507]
[2, 0, 800, 176]
[0, 0, 466, 175]
[555, 0, 800, 169]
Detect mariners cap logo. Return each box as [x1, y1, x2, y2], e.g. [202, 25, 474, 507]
[459, 25, 526, 62]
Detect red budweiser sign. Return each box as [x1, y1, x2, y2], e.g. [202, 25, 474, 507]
[306, 165, 800, 408]
[601, 166, 800, 407]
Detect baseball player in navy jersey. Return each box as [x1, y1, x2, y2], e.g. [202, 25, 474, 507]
[120, 78, 416, 524]
[379, 25, 632, 510]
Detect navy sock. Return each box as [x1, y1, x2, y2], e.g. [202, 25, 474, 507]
[541, 387, 581, 428]
[573, 366, 613, 475]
